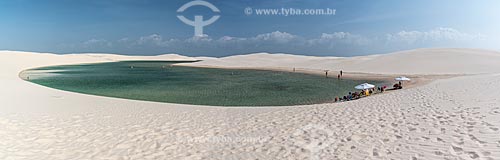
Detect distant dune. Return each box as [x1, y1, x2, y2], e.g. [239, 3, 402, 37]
[0, 51, 197, 79]
[185, 48, 500, 75]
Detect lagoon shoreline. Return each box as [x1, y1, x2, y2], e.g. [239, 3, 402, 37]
[20, 61, 388, 107]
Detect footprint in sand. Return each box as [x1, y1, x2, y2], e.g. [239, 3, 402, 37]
[451, 144, 463, 153]
[440, 128, 446, 134]
[434, 150, 443, 156]
[391, 123, 398, 127]
[451, 136, 465, 145]
[421, 136, 430, 141]
[408, 127, 417, 132]
[467, 151, 480, 159]
[489, 107, 500, 115]
[489, 127, 499, 132]
[481, 151, 491, 156]
[466, 121, 477, 125]
[395, 135, 402, 139]
[372, 148, 379, 157]
[468, 134, 487, 145]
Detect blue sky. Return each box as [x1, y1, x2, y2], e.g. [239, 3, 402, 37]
[0, 0, 499, 56]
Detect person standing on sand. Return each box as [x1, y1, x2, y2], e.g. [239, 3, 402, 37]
[340, 70, 343, 77]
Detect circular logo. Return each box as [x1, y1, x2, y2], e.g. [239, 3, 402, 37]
[177, 0, 220, 36]
[244, 7, 253, 15]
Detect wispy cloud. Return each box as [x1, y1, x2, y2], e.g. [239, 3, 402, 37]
[60, 27, 486, 56]
[83, 39, 112, 47]
[386, 27, 484, 44]
[252, 31, 298, 43]
[136, 34, 175, 47]
[309, 32, 371, 46]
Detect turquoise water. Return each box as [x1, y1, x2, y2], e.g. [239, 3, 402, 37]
[21, 61, 385, 106]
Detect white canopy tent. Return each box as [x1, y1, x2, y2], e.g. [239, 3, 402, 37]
[355, 83, 375, 90]
[395, 76, 411, 81]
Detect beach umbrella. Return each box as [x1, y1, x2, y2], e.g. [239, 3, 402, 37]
[355, 83, 375, 90]
[395, 76, 411, 81]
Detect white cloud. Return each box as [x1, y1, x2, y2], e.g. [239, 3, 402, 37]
[137, 34, 168, 46]
[216, 36, 247, 42]
[310, 32, 371, 46]
[83, 39, 112, 47]
[84, 39, 105, 45]
[320, 32, 351, 39]
[386, 27, 484, 44]
[186, 34, 213, 43]
[67, 31, 377, 56]
[252, 31, 297, 43]
[117, 38, 130, 43]
[60, 27, 488, 56]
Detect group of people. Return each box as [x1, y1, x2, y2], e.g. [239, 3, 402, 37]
[330, 70, 407, 103]
[335, 89, 371, 102]
[334, 85, 389, 102]
[393, 81, 403, 89]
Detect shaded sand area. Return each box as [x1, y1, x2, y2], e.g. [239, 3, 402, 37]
[1, 48, 500, 159]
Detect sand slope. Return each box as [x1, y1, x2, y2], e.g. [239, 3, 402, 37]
[185, 48, 500, 75]
[1, 49, 500, 160]
[0, 51, 197, 80]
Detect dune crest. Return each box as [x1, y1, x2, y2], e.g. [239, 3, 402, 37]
[185, 48, 500, 75]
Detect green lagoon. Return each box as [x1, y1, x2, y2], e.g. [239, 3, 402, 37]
[21, 61, 385, 106]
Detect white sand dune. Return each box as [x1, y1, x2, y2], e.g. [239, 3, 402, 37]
[186, 48, 500, 75]
[1, 48, 500, 160]
[0, 51, 197, 80]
